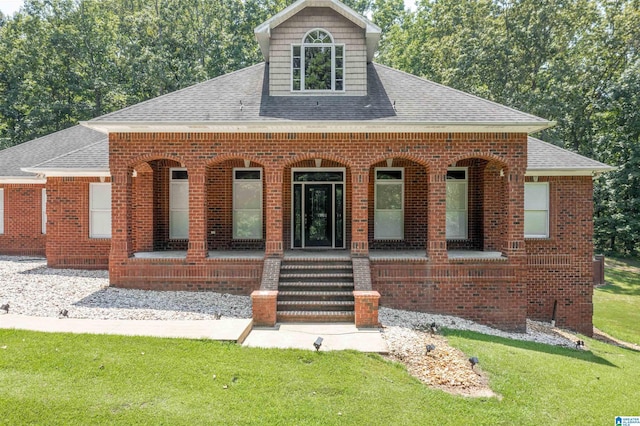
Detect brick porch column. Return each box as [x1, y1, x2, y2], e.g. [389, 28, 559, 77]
[187, 165, 207, 260]
[110, 169, 133, 263]
[265, 168, 283, 257]
[350, 167, 369, 256]
[427, 167, 447, 262]
[504, 170, 526, 259]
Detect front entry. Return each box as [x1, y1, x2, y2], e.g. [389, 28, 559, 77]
[292, 170, 344, 249]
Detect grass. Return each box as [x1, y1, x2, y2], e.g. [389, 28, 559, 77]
[594, 257, 640, 345]
[1, 328, 639, 425]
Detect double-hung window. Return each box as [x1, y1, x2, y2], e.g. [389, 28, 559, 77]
[42, 189, 47, 234]
[233, 169, 262, 239]
[525, 182, 549, 238]
[446, 168, 468, 239]
[374, 168, 404, 239]
[292, 29, 344, 92]
[169, 168, 189, 239]
[89, 183, 111, 238]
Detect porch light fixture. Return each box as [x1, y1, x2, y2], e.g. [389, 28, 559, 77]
[244, 159, 251, 168]
[315, 158, 322, 168]
[313, 336, 323, 351]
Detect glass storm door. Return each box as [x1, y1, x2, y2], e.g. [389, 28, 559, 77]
[292, 170, 344, 249]
[305, 184, 332, 247]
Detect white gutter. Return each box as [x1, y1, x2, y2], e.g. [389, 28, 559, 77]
[0, 176, 47, 184]
[20, 168, 110, 177]
[81, 120, 555, 135]
[525, 167, 615, 177]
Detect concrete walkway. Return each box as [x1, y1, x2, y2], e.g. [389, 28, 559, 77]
[0, 314, 253, 342]
[243, 323, 388, 353]
[0, 315, 388, 353]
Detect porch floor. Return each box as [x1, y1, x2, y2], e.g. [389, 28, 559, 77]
[131, 249, 504, 260]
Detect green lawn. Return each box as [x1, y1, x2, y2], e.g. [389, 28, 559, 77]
[1, 328, 639, 425]
[594, 257, 640, 345]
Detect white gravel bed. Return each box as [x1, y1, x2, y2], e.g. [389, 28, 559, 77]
[379, 307, 575, 347]
[0, 256, 251, 320]
[1, 256, 575, 347]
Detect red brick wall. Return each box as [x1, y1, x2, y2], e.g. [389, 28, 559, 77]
[104, 131, 595, 333]
[371, 259, 527, 331]
[0, 183, 46, 256]
[525, 176, 594, 335]
[46, 177, 111, 269]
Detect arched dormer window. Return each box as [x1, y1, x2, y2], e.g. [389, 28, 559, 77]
[292, 29, 344, 92]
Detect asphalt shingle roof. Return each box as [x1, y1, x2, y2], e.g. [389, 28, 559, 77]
[527, 137, 612, 173]
[90, 63, 550, 125]
[29, 139, 109, 170]
[0, 125, 106, 177]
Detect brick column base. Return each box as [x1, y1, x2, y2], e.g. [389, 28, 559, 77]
[354, 290, 380, 328]
[251, 290, 278, 327]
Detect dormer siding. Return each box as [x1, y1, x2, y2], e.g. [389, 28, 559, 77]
[269, 7, 367, 96]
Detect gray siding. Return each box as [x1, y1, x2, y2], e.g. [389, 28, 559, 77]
[269, 7, 367, 96]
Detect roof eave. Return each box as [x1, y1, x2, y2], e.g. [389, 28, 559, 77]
[20, 167, 110, 177]
[81, 120, 554, 134]
[0, 176, 47, 184]
[525, 167, 615, 177]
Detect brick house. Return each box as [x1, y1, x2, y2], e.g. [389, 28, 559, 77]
[0, 0, 611, 334]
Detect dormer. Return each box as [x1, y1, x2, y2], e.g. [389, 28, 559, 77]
[255, 0, 381, 96]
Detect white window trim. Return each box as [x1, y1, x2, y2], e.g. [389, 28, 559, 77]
[374, 167, 404, 240]
[0, 188, 4, 235]
[524, 182, 550, 239]
[291, 28, 346, 93]
[169, 167, 189, 240]
[89, 182, 111, 239]
[232, 168, 263, 240]
[446, 167, 468, 240]
[41, 188, 47, 234]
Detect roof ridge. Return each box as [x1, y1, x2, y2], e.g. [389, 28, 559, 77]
[372, 62, 550, 124]
[90, 63, 265, 122]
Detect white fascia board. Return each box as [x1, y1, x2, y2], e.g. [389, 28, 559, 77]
[20, 167, 110, 177]
[0, 176, 47, 184]
[81, 120, 554, 134]
[525, 167, 615, 177]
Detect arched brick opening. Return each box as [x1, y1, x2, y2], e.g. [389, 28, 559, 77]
[282, 157, 351, 250]
[205, 158, 266, 251]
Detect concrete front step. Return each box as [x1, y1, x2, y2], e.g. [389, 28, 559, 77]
[278, 300, 354, 312]
[278, 281, 355, 290]
[279, 273, 353, 280]
[280, 263, 352, 270]
[277, 310, 355, 323]
[278, 290, 354, 298]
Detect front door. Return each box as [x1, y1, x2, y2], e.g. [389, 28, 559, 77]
[305, 184, 332, 247]
[292, 170, 344, 249]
